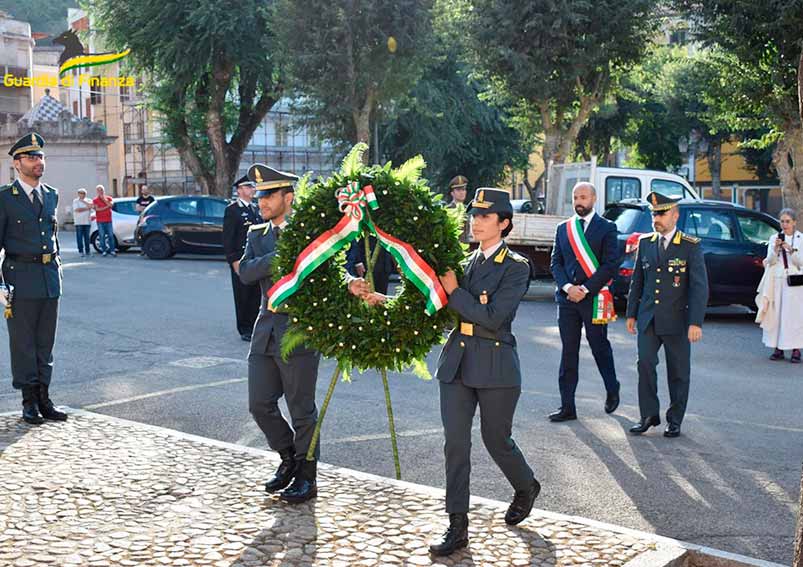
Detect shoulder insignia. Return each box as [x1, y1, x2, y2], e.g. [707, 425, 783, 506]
[506, 249, 529, 264]
[42, 183, 58, 193]
[494, 247, 508, 264]
[639, 232, 655, 240]
[0, 184, 10, 194]
[673, 231, 682, 245]
[248, 222, 270, 232]
[681, 232, 700, 244]
[650, 232, 658, 242]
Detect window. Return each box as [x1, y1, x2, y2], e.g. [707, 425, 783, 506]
[168, 199, 200, 216]
[651, 179, 688, 200]
[113, 200, 139, 216]
[736, 213, 778, 245]
[684, 209, 737, 241]
[90, 79, 103, 105]
[605, 176, 641, 205]
[603, 206, 648, 234]
[275, 115, 289, 146]
[204, 199, 227, 218]
[120, 84, 130, 102]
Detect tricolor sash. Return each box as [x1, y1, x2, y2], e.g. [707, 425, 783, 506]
[565, 217, 617, 325]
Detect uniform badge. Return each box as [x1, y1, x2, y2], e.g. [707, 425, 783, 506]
[668, 267, 674, 272]
[480, 291, 489, 305]
[11, 185, 19, 195]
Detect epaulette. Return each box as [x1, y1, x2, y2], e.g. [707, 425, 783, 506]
[0, 183, 10, 193]
[248, 222, 270, 232]
[639, 232, 655, 240]
[42, 183, 58, 193]
[680, 232, 700, 244]
[505, 249, 529, 264]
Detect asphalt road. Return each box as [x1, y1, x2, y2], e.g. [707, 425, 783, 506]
[1, 244, 801, 564]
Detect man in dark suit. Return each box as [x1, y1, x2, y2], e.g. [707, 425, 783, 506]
[549, 182, 622, 422]
[239, 164, 321, 504]
[0, 133, 67, 425]
[223, 175, 261, 341]
[345, 237, 395, 294]
[626, 192, 708, 438]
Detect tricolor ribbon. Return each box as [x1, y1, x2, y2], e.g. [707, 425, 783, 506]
[267, 181, 447, 316]
[566, 217, 617, 325]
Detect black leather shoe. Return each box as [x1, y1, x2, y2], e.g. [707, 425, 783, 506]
[21, 387, 44, 425]
[604, 392, 620, 414]
[663, 423, 681, 438]
[240, 333, 252, 342]
[265, 447, 298, 493]
[38, 386, 68, 421]
[429, 513, 469, 556]
[505, 478, 541, 525]
[629, 416, 660, 435]
[548, 408, 577, 422]
[280, 460, 317, 503]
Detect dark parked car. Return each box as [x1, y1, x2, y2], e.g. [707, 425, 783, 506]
[135, 196, 230, 259]
[604, 199, 780, 310]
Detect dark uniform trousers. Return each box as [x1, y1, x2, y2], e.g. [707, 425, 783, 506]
[436, 243, 535, 514]
[240, 222, 321, 460]
[1, 180, 62, 391]
[223, 201, 261, 336]
[627, 231, 708, 427]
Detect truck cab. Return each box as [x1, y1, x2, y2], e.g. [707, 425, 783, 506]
[547, 157, 699, 217]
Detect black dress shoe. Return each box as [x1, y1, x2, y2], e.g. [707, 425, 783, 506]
[429, 513, 469, 556]
[663, 423, 681, 438]
[21, 387, 44, 425]
[240, 333, 252, 342]
[38, 386, 68, 421]
[548, 408, 577, 422]
[505, 478, 541, 525]
[265, 447, 298, 493]
[280, 460, 317, 503]
[629, 416, 660, 435]
[604, 392, 620, 414]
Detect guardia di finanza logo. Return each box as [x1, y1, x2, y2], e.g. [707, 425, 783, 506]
[3, 46, 133, 89]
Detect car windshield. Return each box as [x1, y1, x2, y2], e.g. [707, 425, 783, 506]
[113, 200, 139, 216]
[604, 206, 645, 234]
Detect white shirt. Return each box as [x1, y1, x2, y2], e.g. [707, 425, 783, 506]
[238, 198, 252, 209]
[658, 228, 677, 250]
[272, 220, 288, 232]
[72, 197, 92, 225]
[481, 240, 504, 260]
[17, 178, 42, 204]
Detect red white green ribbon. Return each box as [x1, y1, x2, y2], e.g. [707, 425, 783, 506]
[566, 217, 617, 325]
[268, 181, 447, 315]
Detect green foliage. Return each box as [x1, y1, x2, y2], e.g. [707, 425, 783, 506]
[381, 50, 530, 191]
[274, 149, 464, 372]
[89, 0, 282, 194]
[272, 0, 435, 146]
[0, 0, 77, 39]
[340, 143, 369, 178]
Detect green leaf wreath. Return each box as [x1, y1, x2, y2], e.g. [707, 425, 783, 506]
[271, 143, 465, 477]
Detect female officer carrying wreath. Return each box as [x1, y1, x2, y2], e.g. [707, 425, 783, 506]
[430, 188, 540, 556]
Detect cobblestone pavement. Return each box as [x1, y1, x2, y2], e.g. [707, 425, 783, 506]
[0, 412, 663, 567]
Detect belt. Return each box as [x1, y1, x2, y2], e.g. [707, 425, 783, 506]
[458, 321, 511, 345]
[6, 253, 56, 264]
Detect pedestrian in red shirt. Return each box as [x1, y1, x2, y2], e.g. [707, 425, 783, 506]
[93, 185, 115, 256]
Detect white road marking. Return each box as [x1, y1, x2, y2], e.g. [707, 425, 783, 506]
[325, 427, 443, 444]
[82, 378, 246, 409]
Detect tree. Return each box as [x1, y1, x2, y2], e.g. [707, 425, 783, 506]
[90, 0, 282, 196]
[381, 51, 530, 193]
[273, 0, 434, 155]
[0, 0, 78, 39]
[676, 0, 803, 217]
[457, 0, 659, 204]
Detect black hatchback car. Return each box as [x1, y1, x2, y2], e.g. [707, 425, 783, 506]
[604, 199, 780, 310]
[135, 196, 230, 259]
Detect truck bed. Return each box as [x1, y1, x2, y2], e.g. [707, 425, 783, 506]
[505, 213, 565, 246]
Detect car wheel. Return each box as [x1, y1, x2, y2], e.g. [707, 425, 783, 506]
[143, 233, 173, 260]
[91, 232, 118, 253]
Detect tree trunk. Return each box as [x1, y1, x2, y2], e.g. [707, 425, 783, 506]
[773, 124, 803, 223]
[795, 462, 802, 567]
[353, 89, 375, 163]
[707, 140, 723, 200]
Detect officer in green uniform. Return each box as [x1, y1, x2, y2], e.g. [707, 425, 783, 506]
[430, 188, 540, 556]
[626, 192, 708, 438]
[0, 133, 67, 424]
[238, 164, 321, 504]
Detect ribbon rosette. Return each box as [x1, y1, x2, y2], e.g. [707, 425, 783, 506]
[267, 181, 447, 315]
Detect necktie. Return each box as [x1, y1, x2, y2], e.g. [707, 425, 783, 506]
[580, 218, 586, 232]
[273, 226, 281, 241]
[659, 236, 667, 262]
[32, 189, 42, 216]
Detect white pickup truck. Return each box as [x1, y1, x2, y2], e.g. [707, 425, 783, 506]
[496, 157, 699, 277]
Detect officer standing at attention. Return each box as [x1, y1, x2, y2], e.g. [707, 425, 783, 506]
[430, 188, 540, 557]
[446, 175, 470, 243]
[239, 164, 321, 504]
[0, 133, 67, 424]
[223, 175, 261, 341]
[626, 192, 708, 438]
